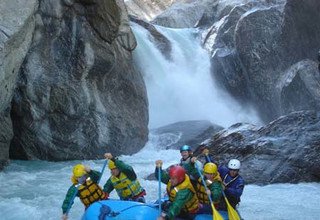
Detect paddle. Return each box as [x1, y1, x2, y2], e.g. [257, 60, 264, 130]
[194, 162, 224, 220]
[65, 159, 108, 217]
[221, 190, 240, 220]
[204, 155, 240, 220]
[157, 164, 162, 215]
[98, 159, 109, 184]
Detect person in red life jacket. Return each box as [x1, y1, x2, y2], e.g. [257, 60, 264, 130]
[218, 159, 245, 210]
[61, 164, 107, 220]
[103, 153, 146, 203]
[155, 160, 199, 220]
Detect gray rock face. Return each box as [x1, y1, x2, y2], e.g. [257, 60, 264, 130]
[125, 0, 174, 21]
[202, 0, 320, 122]
[152, 120, 223, 151]
[125, 0, 189, 21]
[198, 111, 320, 184]
[278, 60, 320, 114]
[0, 0, 38, 170]
[152, 0, 218, 28]
[9, 0, 148, 161]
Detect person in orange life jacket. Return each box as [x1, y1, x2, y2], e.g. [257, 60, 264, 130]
[179, 145, 203, 185]
[155, 160, 200, 220]
[61, 164, 107, 220]
[191, 162, 223, 214]
[218, 159, 244, 210]
[103, 153, 146, 203]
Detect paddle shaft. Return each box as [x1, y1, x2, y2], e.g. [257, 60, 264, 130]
[98, 159, 108, 184]
[158, 166, 162, 215]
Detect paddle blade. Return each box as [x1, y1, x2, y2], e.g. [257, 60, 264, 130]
[225, 198, 240, 220]
[211, 204, 224, 220]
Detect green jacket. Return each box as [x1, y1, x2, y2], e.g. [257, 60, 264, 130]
[61, 170, 101, 214]
[103, 159, 137, 194]
[155, 168, 195, 220]
[206, 178, 222, 203]
[180, 158, 202, 181]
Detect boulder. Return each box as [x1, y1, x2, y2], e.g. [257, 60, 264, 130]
[196, 111, 320, 184]
[152, 0, 218, 28]
[9, 0, 148, 161]
[0, 0, 38, 170]
[152, 120, 223, 151]
[202, 0, 320, 122]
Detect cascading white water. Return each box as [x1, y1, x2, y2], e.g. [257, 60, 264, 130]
[132, 23, 261, 129]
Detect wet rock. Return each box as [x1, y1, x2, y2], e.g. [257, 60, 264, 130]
[152, 120, 223, 151]
[196, 111, 320, 184]
[0, 0, 38, 170]
[9, 0, 148, 162]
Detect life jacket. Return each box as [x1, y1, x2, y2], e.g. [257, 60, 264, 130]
[77, 177, 106, 207]
[166, 174, 199, 213]
[196, 173, 222, 205]
[180, 156, 191, 166]
[110, 172, 144, 200]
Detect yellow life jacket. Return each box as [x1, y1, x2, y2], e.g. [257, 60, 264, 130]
[77, 177, 106, 207]
[166, 174, 199, 213]
[196, 173, 222, 204]
[110, 172, 144, 200]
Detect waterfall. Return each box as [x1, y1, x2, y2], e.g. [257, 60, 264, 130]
[132, 23, 261, 129]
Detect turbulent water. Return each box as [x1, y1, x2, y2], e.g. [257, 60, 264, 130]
[1, 134, 320, 220]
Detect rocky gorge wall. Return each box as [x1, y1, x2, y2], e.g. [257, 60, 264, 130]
[0, 0, 149, 170]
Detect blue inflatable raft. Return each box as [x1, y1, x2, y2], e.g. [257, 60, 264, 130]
[82, 199, 230, 220]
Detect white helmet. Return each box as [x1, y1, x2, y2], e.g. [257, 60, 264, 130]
[228, 159, 241, 170]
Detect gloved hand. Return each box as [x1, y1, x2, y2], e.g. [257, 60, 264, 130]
[155, 160, 163, 167]
[104, 153, 113, 160]
[202, 148, 209, 155]
[62, 214, 68, 220]
[222, 183, 226, 190]
[84, 166, 91, 173]
[190, 157, 197, 163]
[104, 192, 109, 200]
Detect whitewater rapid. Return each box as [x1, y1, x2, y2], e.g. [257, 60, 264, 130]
[0, 133, 320, 220]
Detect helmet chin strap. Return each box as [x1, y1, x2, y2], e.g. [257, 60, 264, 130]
[78, 175, 87, 184]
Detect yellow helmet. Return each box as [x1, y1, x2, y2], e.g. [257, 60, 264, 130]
[203, 163, 217, 175]
[73, 164, 86, 178]
[108, 160, 116, 169]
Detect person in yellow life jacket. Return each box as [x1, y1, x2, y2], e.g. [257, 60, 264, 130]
[155, 160, 199, 220]
[61, 164, 107, 220]
[103, 153, 146, 203]
[192, 162, 223, 214]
